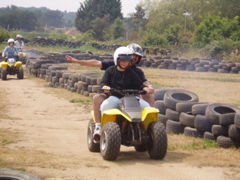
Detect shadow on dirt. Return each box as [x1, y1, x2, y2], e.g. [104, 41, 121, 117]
[116, 149, 191, 165]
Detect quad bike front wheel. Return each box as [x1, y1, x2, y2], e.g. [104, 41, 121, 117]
[1, 67, 7, 80]
[100, 122, 121, 161]
[87, 119, 100, 152]
[147, 121, 167, 160]
[17, 66, 24, 79]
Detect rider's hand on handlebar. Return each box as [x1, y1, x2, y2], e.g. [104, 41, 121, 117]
[102, 86, 111, 93]
[143, 87, 154, 94]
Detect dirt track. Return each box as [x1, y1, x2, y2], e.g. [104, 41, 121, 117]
[0, 74, 239, 180]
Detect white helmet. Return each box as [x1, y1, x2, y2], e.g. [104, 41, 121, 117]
[16, 34, 23, 39]
[127, 43, 143, 64]
[113, 46, 133, 66]
[7, 38, 15, 44]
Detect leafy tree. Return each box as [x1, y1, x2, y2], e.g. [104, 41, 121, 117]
[131, 5, 147, 32]
[75, 0, 122, 33]
[194, 16, 240, 47]
[91, 14, 110, 41]
[0, 7, 37, 31]
[43, 10, 64, 28]
[0, 27, 10, 42]
[142, 30, 168, 46]
[110, 18, 125, 39]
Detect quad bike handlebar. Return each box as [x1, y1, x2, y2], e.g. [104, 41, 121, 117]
[102, 88, 147, 96]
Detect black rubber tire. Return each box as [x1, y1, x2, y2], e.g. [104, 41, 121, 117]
[154, 100, 167, 115]
[194, 115, 213, 133]
[234, 112, 240, 128]
[92, 85, 100, 93]
[205, 103, 240, 125]
[0, 168, 41, 180]
[192, 104, 209, 115]
[165, 108, 180, 121]
[100, 122, 121, 161]
[219, 113, 235, 126]
[154, 88, 181, 101]
[1, 67, 7, 80]
[147, 121, 167, 160]
[17, 66, 24, 79]
[166, 120, 184, 134]
[179, 112, 195, 128]
[87, 119, 100, 152]
[176, 102, 206, 113]
[184, 127, 203, 138]
[217, 136, 233, 148]
[163, 89, 199, 111]
[211, 125, 228, 136]
[134, 144, 147, 152]
[158, 114, 168, 127]
[228, 124, 240, 141]
[203, 132, 217, 140]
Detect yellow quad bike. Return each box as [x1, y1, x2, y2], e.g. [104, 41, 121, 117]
[87, 89, 167, 161]
[1, 56, 24, 80]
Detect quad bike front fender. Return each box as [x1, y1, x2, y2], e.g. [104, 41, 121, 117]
[141, 107, 159, 129]
[0, 62, 10, 68]
[91, 109, 132, 127]
[15, 61, 22, 68]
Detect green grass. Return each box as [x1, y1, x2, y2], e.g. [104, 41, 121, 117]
[1, 139, 14, 146]
[168, 134, 217, 151]
[69, 98, 91, 105]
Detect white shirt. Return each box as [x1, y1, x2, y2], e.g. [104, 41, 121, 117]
[14, 40, 24, 49]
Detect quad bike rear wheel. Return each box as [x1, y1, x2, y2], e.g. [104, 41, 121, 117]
[1, 67, 7, 80]
[147, 121, 167, 160]
[100, 122, 121, 161]
[17, 66, 24, 79]
[87, 119, 100, 152]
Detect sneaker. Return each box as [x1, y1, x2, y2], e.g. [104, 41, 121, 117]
[93, 126, 101, 143]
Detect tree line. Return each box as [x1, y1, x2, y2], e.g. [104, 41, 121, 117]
[0, 5, 76, 31]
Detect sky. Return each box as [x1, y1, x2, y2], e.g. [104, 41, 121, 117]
[0, 0, 142, 17]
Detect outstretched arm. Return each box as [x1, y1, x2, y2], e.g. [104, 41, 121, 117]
[65, 55, 102, 68]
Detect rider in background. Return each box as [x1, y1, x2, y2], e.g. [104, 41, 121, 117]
[14, 34, 24, 50]
[2, 38, 19, 61]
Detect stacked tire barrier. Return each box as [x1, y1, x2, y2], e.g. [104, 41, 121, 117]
[26, 54, 103, 98]
[154, 89, 240, 148]
[25, 50, 240, 74]
[138, 57, 240, 74]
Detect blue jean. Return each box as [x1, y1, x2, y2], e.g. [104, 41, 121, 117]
[100, 95, 150, 114]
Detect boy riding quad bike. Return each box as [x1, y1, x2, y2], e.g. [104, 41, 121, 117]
[1, 38, 23, 80]
[87, 47, 167, 161]
[87, 89, 167, 161]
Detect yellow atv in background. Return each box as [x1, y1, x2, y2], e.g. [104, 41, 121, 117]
[87, 89, 167, 161]
[0, 56, 24, 80]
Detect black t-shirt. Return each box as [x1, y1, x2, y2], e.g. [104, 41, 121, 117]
[100, 66, 146, 98]
[101, 60, 147, 83]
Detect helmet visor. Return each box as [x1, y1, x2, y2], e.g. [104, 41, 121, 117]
[118, 54, 133, 61]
